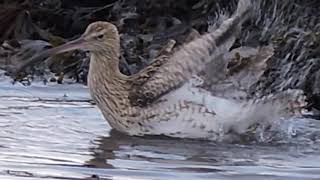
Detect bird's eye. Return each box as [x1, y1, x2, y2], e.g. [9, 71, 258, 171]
[97, 34, 104, 39]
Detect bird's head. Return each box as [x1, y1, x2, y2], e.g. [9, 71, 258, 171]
[9, 22, 121, 77]
[48, 21, 120, 54]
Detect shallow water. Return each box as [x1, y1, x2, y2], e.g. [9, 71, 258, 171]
[1, 77, 320, 180]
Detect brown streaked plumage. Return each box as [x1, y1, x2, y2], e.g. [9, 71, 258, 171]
[12, 0, 306, 140]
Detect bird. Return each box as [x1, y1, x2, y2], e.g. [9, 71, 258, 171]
[12, 0, 306, 141]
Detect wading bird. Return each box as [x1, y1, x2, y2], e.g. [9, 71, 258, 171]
[13, 0, 306, 140]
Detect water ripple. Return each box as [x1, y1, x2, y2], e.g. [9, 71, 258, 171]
[0, 80, 320, 179]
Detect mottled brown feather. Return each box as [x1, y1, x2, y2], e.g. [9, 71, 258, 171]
[128, 0, 252, 106]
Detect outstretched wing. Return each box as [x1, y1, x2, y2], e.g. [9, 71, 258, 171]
[129, 0, 253, 107]
[200, 45, 274, 101]
[128, 39, 176, 98]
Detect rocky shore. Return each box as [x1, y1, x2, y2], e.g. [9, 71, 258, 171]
[0, 0, 319, 112]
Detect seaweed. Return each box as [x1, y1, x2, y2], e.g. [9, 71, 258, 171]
[0, 0, 319, 110]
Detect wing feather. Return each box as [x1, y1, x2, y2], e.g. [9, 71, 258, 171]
[129, 0, 253, 107]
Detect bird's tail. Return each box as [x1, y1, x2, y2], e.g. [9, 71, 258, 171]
[248, 89, 307, 119]
[262, 89, 307, 116]
[231, 89, 306, 134]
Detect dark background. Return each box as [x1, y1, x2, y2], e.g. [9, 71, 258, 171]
[0, 0, 319, 111]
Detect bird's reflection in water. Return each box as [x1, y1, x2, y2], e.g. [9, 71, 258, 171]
[85, 129, 271, 172]
[86, 130, 223, 170]
[85, 126, 320, 179]
[84, 132, 223, 179]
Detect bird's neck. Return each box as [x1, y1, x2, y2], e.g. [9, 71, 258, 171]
[88, 50, 130, 118]
[91, 51, 122, 76]
[88, 40, 126, 81]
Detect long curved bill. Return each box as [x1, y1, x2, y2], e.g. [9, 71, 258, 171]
[13, 37, 86, 75]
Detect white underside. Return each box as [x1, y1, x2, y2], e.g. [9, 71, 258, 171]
[138, 76, 268, 140]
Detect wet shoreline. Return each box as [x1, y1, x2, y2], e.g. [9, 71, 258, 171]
[0, 77, 320, 179]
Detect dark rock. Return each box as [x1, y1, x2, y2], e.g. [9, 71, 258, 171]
[0, 0, 319, 111]
[242, 0, 320, 110]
